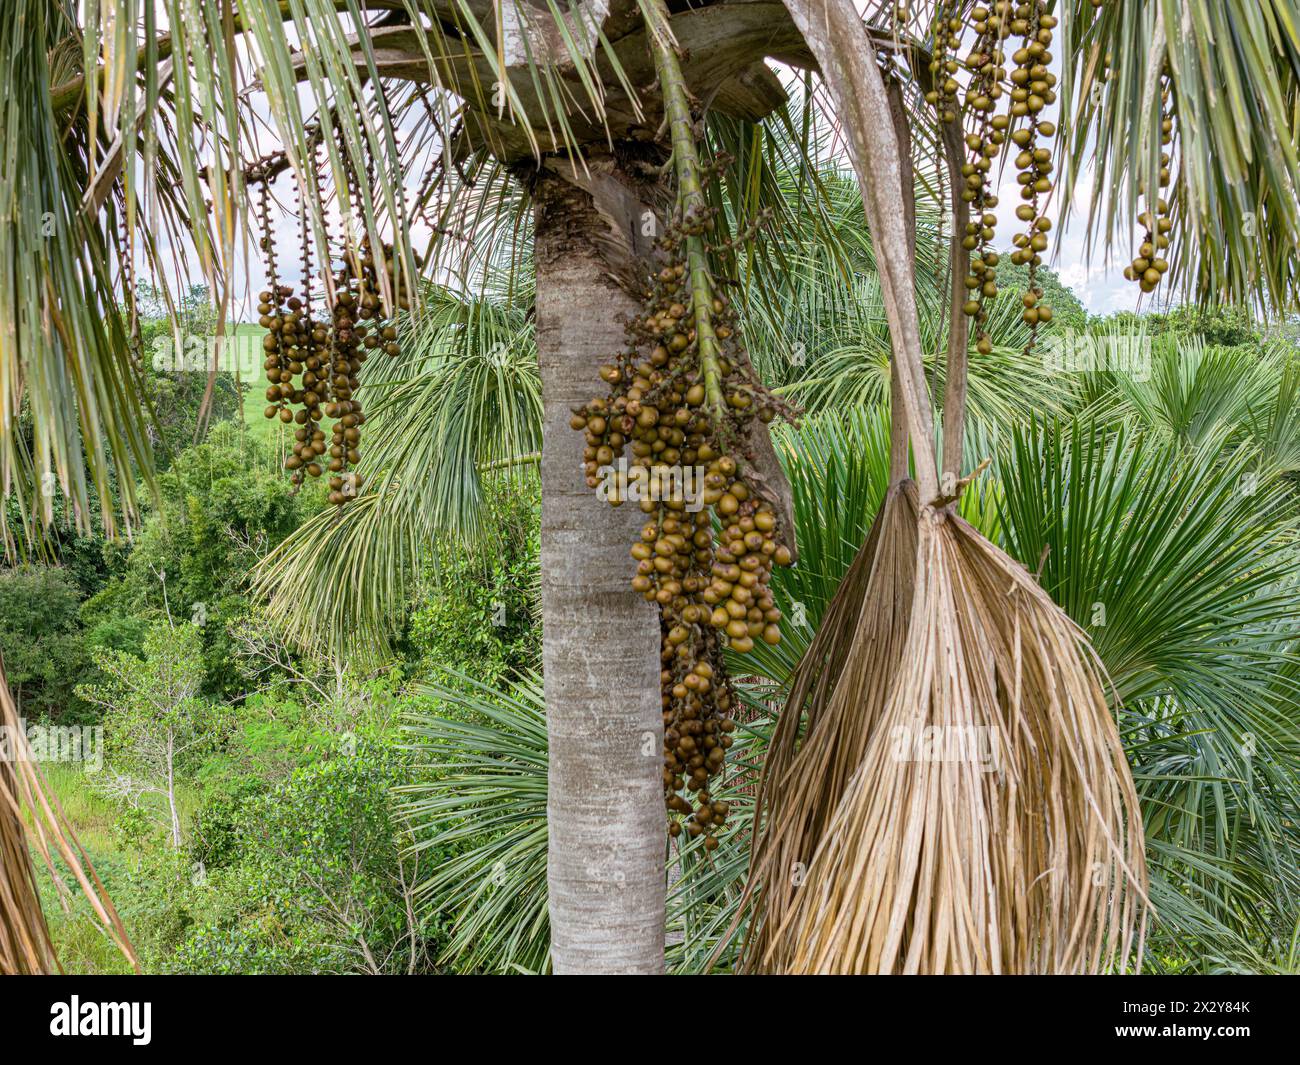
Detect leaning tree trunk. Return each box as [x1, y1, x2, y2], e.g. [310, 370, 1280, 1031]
[533, 162, 666, 974]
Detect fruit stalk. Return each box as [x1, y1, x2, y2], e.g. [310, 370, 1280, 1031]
[646, 0, 726, 418]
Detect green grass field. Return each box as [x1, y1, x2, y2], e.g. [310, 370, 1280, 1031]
[33, 763, 201, 975]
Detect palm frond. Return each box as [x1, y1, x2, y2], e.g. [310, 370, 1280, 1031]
[399, 667, 769, 974]
[1, 0, 158, 539]
[1244, 355, 1300, 477]
[1, 660, 137, 973]
[400, 670, 552, 974]
[998, 418, 1300, 962]
[1058, 0, 1300, 308]
[1109, 336, 1289, 448]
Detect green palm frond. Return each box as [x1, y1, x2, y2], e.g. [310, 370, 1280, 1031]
[399, 668, 767, 974]
[999, 420, 1298, 708]
[1, 0, 157, 539]
[774, 263, 1071, 450]
[734, 164, 946, 390]
[997, 418, 1300, 965]
[705, 73, 941, 374]
[1056, 326, 1300, 477]
[1058, 0, 1300, 308]
[361, 276, 541, 539]
[1110, 336, 1290, 448]
[1245, 356, 1300, 477]
[5, 0, 403, 536]
[401, 670, 552, 975]
[411, 140, 533, 287]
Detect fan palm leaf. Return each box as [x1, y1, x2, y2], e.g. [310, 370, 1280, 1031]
[1110, 337, 1291, 449]
[399, 668, 765, 974]
[253, 269, 541, 665]
[997, 418, 1300, 965]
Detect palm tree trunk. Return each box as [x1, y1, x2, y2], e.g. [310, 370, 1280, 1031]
[532, 164, 666, 974]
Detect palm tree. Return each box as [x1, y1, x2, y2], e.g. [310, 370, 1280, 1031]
[3, 0, 830, 976]
[729, 0, 1300, 974]
[7, 0, 1300, 973]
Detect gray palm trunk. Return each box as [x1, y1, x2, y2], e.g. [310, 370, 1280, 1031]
[533, 163, 666, 974]
[264, 2, 807, 975]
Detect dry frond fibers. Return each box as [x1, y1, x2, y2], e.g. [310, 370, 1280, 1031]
[766, 507, 1147, 974]
[739, 483, 918, 971]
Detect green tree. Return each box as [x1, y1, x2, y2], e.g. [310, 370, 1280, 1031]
[177, 742, 436, 975]
[406, 480, 541, 685]
[79, 622, 225, 848]
[82, 422, 313, 695]
[1098, 303, 1265, 349]
[0, 566, 89, 722]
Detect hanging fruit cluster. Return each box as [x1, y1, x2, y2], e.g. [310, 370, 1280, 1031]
[254, 171, 296, 430]
[318, 236, 411, 505]
[250, 141, 415, 508]
[1124, 94, 1174, 293]
[571, 187, 793, 850]
[958, 5, 1010, 355]
[284, 158, 330, 487]
[925, 5, 963, 124]
[1005, 2, 1058, 347]
[319, 264, 367, 502]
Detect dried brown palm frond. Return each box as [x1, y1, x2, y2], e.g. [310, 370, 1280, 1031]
[740, 0, 1151, 976]
[0, 663, 137, 974]
[766, 507, 1147, 974]
[736, 480, 918, 971]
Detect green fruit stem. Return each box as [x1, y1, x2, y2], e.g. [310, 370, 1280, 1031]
[647, 1, 726, 420]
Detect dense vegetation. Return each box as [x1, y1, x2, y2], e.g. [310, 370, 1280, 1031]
[7, 257, 1298, 973]
[5, 328, 539, 972]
